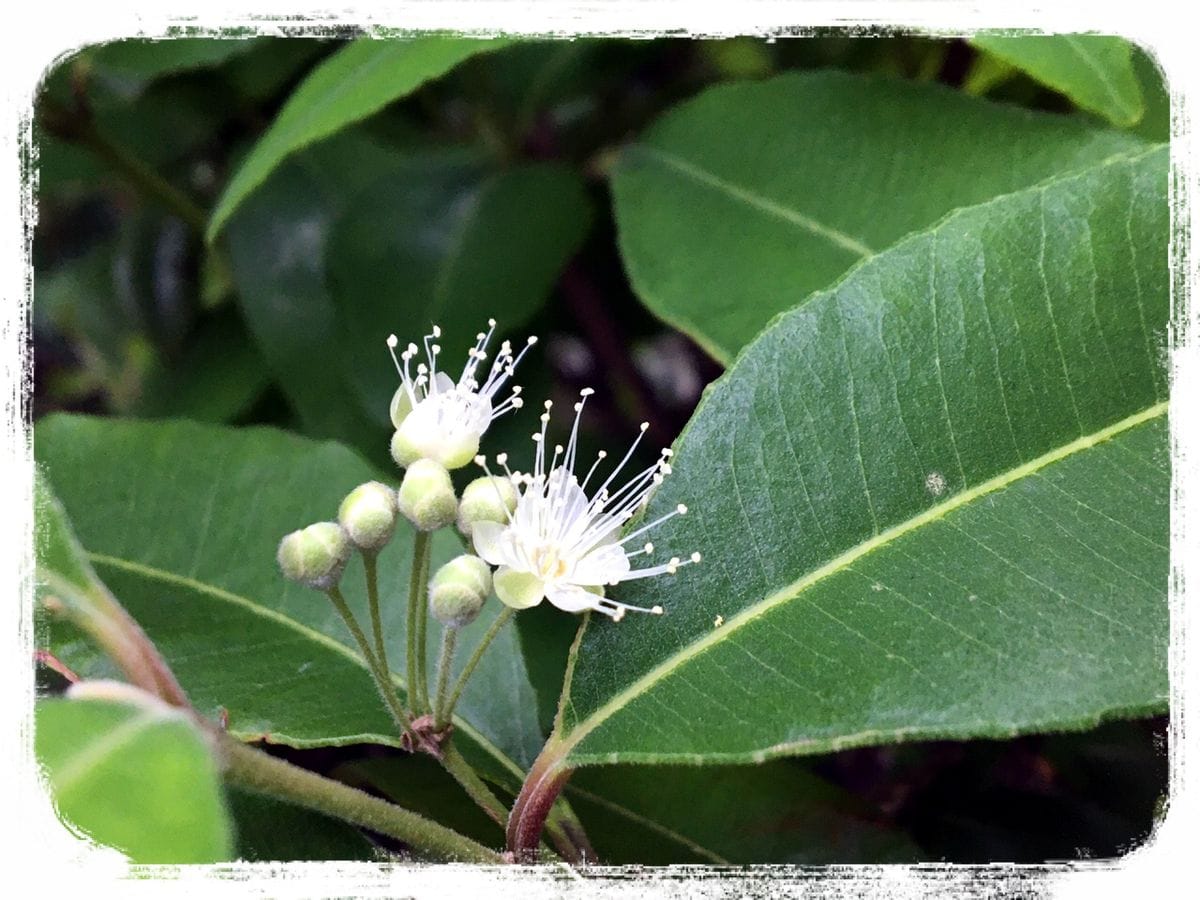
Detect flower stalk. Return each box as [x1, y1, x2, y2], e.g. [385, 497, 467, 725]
[406, 530, 433, 715]
[325, 585, 408, 736]
[436, 606, 514, 730]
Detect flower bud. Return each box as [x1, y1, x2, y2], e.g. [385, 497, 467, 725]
[429, 555, 492, 628]
[391, 419, 481, 472]
[457, 475, 518, 537]
[277, 522, 352, 591]
[338, 481, 398, 551]
[397, 459, 457, 531]
[390, 428, 422, 469]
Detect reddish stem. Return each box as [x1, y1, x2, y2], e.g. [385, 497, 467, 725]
[506, 738, 574, 861]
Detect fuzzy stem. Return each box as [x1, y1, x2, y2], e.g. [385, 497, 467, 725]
[39, 96, 208, 235]
[405, 531, 433, 714]
[326, 585, 407, 736]
[432, 626, 458, 727]
[411, 532, 433, 714]
[363, 552, 390, 684]
[440, 743, 510, 830]
[219, 736, 502, 862]
[436, 607, 514, 729]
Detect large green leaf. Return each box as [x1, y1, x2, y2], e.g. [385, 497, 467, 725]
[610, 70, 1145, 364]
[325, 161, 591, 420]
[970, 34, 1144, 127]
[207, 37, 509, 241]
[553, 146, 1169, 766]
[35, 416, 544, 785]
[226, 131, 588, 461]
[224, 132, 432, 457]
[37, 697, 234, 863]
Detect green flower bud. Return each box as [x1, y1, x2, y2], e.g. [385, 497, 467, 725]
[390, 428, 422, 469]
[457, 475, 518, 537]
[429, 555, 492, 628]
[277, 522, 352, 591]
[391, 421, 480, 471]
[397, 459, 457, 531]
[338, 481, 398, 551]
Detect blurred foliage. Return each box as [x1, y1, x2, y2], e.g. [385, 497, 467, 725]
[31, 32, 1169, 865]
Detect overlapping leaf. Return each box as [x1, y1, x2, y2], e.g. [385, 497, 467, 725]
[37, 697, 233, 863]
[970, 34, 1144, 127]
[207, 37, 510, 240]
[554, 146, 1169, 766]
[611, 70, 1145, 363]
[36, 416, 544, 783]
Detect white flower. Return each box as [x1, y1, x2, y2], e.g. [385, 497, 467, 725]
[388, 320, 535, 470]
[470, 390, 700, 621]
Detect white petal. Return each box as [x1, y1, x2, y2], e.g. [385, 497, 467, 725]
[432, 371, 456, 395]
[494, 567, 547, 610]
[471, 520, 508, 566]
[570, 542, 631, 586]
[545, 582, 604, 614]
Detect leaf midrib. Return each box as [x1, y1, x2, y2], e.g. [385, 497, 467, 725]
[631, 145, 876, 258]
[1061, 35, 1139, 122]
[84, 552, 526, 782]
[53, 709, 169, 798]
[559, 400, 1169, 760]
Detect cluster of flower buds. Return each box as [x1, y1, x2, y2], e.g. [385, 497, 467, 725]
[278, 318, 699, 624]
[278, 482, 402, 592]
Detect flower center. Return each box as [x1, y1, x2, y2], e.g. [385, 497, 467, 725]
[530, 544, 568, 580]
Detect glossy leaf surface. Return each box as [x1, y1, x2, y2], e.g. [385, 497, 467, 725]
[611, 71, 1144, 363]
[558, 147, 1169, 765]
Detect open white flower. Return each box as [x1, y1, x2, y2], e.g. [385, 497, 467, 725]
[470, 390, 700, 621]
[388, 320, 535, 470]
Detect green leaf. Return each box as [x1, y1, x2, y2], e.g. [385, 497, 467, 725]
[87, 37, 266, 97]
[207, 36, 510, 241]
[325, 161, 591, 420]
[610, 70, 1145, 364]
[130, 308, 270, 423]
[35, 416, 544, 786]
[36, 697, 234, 863]
[566, 762, 918, 864]
[970, 34, 1144, 127]
[555, 146, 1169, 766]
[224, 132, 419, 457]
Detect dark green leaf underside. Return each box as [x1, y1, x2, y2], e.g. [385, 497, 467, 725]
[611, 70, 1145, 363]
[560, 146, 1169, 765]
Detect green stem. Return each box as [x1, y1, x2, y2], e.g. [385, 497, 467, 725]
[326, 585, 407, 736]
[363, 552, 390, 685]
[432, 627, 458, 727]
[39, 97, 208, 235]
[436, 607, 514, 729]
[408, 531, 433, 715]
[219, 736, 502, 863]
[440, 742, 511, 830]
